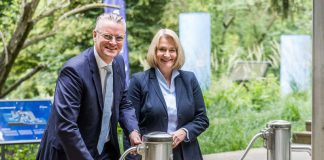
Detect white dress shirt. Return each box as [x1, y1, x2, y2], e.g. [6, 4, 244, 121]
[93, 47, 113, 95]
[155, 68, 180, 134]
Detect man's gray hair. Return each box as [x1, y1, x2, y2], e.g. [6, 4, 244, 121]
[95, 12, 126, 31]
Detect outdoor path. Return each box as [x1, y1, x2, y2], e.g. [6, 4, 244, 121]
[203, 148, 311, 160]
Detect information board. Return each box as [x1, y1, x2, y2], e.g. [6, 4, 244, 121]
[0, 100, 51, 144]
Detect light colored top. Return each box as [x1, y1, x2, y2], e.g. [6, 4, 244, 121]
[155, 68, 179, 133]
[94, 47, 113, 95]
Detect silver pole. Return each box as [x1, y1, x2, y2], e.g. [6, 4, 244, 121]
[266, 120, 291, 160]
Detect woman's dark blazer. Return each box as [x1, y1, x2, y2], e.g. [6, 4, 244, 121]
[127, 68, 209, 160]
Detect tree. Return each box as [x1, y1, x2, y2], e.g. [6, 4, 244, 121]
[126, 0, 170, 73]
[158, 0, 310, 77]
[0, 0, 119, 98]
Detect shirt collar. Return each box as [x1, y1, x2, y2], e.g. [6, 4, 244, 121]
[155, 68, 179, 90]
[94, 46, 113, 68]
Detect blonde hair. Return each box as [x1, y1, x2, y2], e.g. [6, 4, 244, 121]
[146, 29, 185, 70]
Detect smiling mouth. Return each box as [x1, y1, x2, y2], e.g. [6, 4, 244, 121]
[162, 58, 172, 62]
[105, 47, 117, 51]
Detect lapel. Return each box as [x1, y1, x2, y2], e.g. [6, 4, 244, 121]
[174, 71, 184, 118]
[149, 68, 168, 114]
[88, 48, 104, 111]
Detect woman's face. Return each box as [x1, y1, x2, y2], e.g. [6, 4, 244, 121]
[156, 37, 177, 73]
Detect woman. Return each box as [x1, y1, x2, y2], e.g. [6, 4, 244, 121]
[127, 28, 209, 160]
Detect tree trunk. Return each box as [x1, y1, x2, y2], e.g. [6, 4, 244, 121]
[0, 1, 118, 97]
[0, 0, 40, 95]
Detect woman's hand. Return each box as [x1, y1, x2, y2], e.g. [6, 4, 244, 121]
[172, 129, 187, 148]
[129, 130, 142, 155]
[129, 130, 142, 146]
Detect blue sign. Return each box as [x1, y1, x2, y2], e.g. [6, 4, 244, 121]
[0, 100, 51, 144]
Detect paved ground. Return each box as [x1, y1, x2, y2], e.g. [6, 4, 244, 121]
[203, 147, 311, 160]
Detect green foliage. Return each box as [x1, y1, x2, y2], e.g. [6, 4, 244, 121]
[282, 101, 301, 121]
[0, 0, 20, 33]
[0, 0, 313, 158]
[1, 144, 39, 160]
[126, 0, 170, 74]
[5, 1, 100, 98]
[205, 75, 280, 114]
[281, 91, 310, 122]
[2, 0, 312, 99]
[200, 77, 311, 154]
[133, 0, 311, 78]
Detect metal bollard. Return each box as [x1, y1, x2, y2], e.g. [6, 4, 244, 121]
[119, 132, 173, 160]
[265, 120, 291, 160]
[240, 120, 311, 160]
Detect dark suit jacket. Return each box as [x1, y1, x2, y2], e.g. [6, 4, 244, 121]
[37, 47, 139, 160]
[127, 68, 209, 160]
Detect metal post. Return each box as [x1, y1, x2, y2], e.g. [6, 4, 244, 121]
[313, 0, 324, 159]
[266, 120, 291, 160]
[240, 120, 312, 160]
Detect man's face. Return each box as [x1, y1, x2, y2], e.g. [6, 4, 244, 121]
[93, 21, 125, 63]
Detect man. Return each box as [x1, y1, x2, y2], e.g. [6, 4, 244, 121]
[37, 13, 141, 160]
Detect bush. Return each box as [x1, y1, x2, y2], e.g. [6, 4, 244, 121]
[200, 76, 311, 154]
[1, 144, 39, 160]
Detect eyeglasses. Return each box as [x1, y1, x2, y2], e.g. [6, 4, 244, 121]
[96, 30, 124, 43]
[157, 47, 177, 53]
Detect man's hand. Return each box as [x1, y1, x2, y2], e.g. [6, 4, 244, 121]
[129, 130, 142, 146]
[172, 129, 186, 148]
